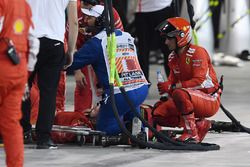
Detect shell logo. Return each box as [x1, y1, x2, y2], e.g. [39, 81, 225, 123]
[13, 19, 24, 34]
[183, 26, 187, 31]
[184, 26, 191, 31]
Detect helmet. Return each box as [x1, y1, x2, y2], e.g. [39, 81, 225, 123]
[81, 0, 100, 6]
[157, 17, 192, 47]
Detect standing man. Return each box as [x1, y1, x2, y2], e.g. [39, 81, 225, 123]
[135, 0, 175, 81]
[68, 5, 149, 135]
[153, 17, 221, 143]
[0, 0, 33, 166]
[22, 0, 78, 149]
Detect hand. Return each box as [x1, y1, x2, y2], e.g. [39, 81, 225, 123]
[96, 87, 104, 97]
[157, 81, 172, 95]
[84, 103, 100, 118]
[64, 51, 74, 70]
[74, 70, 87, 88]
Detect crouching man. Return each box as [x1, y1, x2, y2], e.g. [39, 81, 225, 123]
[153, 17, 221, 143]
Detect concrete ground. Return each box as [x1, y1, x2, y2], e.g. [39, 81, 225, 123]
[1, 62, 250, 167]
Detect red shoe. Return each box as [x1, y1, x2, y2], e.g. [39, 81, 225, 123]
[177, 133, 200, 143]
[177, 113, 200, 143]
[196, 119, 211, 142]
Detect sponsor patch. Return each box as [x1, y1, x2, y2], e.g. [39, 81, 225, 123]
[186, 57, 191, 64]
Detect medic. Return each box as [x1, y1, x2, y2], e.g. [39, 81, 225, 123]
[68, 5, 149, 135]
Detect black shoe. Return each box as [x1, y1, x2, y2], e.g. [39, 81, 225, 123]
[36, 138, 58, 149]
[24, 130, 33, 144]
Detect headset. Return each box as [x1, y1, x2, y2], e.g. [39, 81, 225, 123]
[95, 11, 106, 28]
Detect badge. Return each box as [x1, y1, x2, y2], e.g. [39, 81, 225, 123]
[186, 57, 191, 64]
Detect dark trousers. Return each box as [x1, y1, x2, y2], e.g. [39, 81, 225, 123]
[112, 0, 128, 29]
[135, 6, 175, 80]
[21, 37, 65, 142]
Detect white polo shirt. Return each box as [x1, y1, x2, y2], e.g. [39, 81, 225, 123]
[27, 0, 77, 43]
[136, 0, 172, 13]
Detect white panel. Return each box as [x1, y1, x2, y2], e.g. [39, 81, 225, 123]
[227, 0, 250, 56]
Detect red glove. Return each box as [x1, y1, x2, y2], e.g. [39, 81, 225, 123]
[157, 81, 172, 95]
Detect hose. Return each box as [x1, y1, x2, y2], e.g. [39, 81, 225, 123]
[220, 104, 250, 133]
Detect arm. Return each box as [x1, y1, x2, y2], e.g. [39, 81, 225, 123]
[167, 68, 176, 85]
[68, 38, 101, 71]
[0, 3, 4, 33]
[64, 0, 78, 69]
[113, 8, 124, 31]
[157, 60, 176, 95]
[27, 27, 40, 72]
[23, 26, 40, 101]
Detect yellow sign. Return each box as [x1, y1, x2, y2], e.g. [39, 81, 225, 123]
[13, 19, 24, 34]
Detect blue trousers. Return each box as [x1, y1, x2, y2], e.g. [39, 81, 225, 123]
[96, 85, 148, 135]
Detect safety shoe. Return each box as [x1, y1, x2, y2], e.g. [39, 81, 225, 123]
[196, 119, 211, 142]
[23, 130, 33, 144]
[36, 138, 58, 149]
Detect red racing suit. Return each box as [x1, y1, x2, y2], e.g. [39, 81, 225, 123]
[153, 44, 221, 127]
[0, 0, 32, 166]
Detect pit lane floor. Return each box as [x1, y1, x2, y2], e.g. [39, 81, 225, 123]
[1, 62, 250, 167]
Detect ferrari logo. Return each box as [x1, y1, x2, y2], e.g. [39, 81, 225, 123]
[186, 57, 191, 64]
[13, 19, 24, 34]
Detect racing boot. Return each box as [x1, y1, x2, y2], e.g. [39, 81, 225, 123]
[196, 119, 211, 142]
[177, 113, 200, 143]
